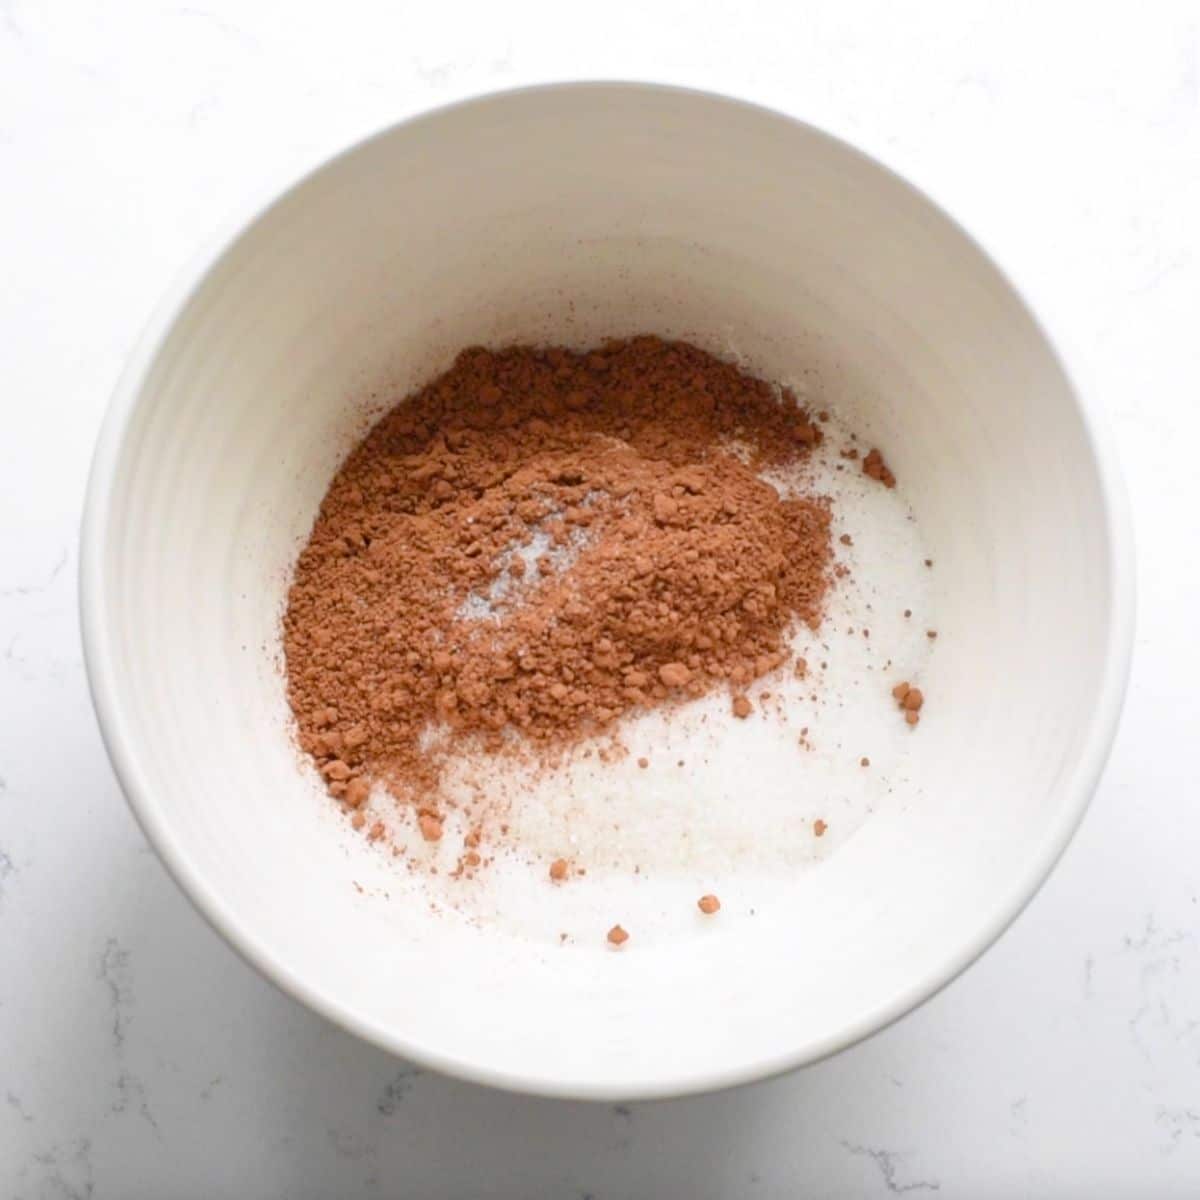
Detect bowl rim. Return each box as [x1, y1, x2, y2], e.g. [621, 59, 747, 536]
[78, 79, 1136, 1101]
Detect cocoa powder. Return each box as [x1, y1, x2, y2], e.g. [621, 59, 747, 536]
[283, 337, 833, 840]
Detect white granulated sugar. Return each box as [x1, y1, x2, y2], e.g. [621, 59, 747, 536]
[456, 525, 592, 623]
[359, 412, 936, 946]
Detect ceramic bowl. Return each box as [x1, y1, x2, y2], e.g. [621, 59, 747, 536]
[80, 83, 1133, 1099]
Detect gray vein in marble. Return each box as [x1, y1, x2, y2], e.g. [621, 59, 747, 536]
[0, 547, 67, 598]
[6, 1090, 34, 1123]
[376, 1064, 424, 1116]
[328, 1127, 375, 1162]
[0, 634, 81, 686]
[609, 1103, 635, 1153]
[3, 635, 24, 670]
[95, 938, 161, 1138]
[1174, 1016, 1200, 1044]
[21, 1138, 94, 1200]
[840, 1141, 941, 1193]
[413, 58, 456, 89]
[112, 1068, 160, 1135]
[1008, 1096, 1029, 1141]
[1129, 1003, 1155, 1063]
[97, 939, 132, 1050]
[1156, 1106, 1200, 1155]
[1121, 913, 1200, 1066]
[1123, 912, 1196, 955]
[0, 844, 15, 906]
[0, 0, 22, 39]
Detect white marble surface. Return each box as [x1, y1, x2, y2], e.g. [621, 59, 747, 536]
[1, 2, 1197, 1195]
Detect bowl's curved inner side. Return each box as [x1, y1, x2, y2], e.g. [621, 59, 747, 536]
[91, 86, 1118, 1095]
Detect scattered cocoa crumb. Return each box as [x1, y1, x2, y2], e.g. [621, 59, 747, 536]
[903, 687, 924, 712]
[607, 924, 629, 946]
[731, 694, 753, 719]
[860, 756, 870, 767]
[637, 757, 649, 769]
[863, 448, 896, 488]
[350, 811, 366, 831]
[905, 709, 920, 726]
[892, 681, 911, 701]
[813, 819, 828, 837]
[697, 894, 721, 915]
[839, 533, 853, 546]
[549, 858, 569, 882]
[924, 558, 933, 568]
[795, 657, 808, 678]
[926, 630, 938, 640]
[817, 410, 830, 422]
[417, 813, 443, 842]
[903, 608, 911, 618]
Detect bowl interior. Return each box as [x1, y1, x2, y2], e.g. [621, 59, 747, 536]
[84, 84, 1126, 1098]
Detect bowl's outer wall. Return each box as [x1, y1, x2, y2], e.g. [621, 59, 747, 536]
[81, 83, 1133, 1099]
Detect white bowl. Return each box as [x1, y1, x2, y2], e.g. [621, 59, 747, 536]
[80, 83, 1133, 1100]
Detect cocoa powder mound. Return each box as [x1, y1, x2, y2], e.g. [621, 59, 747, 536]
[283, 337, 833, 824]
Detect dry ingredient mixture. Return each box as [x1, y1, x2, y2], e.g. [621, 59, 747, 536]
[282, 335, 910, 928]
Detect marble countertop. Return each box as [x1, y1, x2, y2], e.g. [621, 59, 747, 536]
[2, 3, 1197, 1196]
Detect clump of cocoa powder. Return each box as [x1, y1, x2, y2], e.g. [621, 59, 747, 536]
[283, 337, 834, 834]
[862, 447, 896, 488]
[891, 680, 925, 726]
